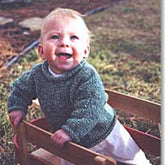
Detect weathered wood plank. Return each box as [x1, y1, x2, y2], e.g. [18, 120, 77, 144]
[125, 126, 160, 156]
[15, 123, 29, 165]
[106, 89, 161, 123]
[29, 148, 61, 165]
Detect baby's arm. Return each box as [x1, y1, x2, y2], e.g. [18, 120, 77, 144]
[51, 129, 72, 148]
[8, 69, 37, 115]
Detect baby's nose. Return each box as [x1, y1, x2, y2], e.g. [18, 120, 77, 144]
[59, 37, 70, 47]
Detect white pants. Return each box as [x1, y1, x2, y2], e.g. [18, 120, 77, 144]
[61, 120, 151, 165]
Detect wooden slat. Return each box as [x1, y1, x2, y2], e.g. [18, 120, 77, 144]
[125, 126, 160, 156]
[30, 118, 161, 156]
[29, 154, 54, 165]
[30, 117, 50, 131]
[15, 123, 29, 165]
[23, 121, 116, 165]
[29, 148, 61, 165]
[105, 89, 161, 123]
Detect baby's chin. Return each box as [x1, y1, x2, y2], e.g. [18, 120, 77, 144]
[51, 60, 80, 73]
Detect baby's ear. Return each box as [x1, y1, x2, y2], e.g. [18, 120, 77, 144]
[84, 45, 90, 58]
[38, 43, 45, 60]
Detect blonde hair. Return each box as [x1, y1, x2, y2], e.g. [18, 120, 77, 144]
[40, 8, 91, 44]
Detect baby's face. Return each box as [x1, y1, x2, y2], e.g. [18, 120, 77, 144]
[38, 16, 89, 74]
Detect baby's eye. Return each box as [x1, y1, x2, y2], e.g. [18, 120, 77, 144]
[71, 35, 78, 40]
[51, 35, 59, 39]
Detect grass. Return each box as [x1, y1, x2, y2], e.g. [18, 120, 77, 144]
[86, 0, 161, 103]
[0, 0, 161, 164]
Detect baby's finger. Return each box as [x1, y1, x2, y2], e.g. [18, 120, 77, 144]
[14, 117, 20, 126]
[50, 133, 56, 140]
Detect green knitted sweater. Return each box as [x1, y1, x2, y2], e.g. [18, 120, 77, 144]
[7, 59, 116, 148]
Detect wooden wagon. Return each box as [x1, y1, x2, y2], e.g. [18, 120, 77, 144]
[13, 89, 161, 165]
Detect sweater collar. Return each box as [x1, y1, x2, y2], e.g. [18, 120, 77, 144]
[42, 59, 86, 81]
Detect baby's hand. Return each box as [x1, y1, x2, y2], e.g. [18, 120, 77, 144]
[51, 129, 72, 148]
[9, 110, 25, 127]
[9, 110, 25, 149]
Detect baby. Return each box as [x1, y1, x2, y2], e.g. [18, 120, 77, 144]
[8, 8, 151, 165]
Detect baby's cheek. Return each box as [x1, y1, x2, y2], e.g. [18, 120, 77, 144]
[74, 48, 85, 60]
[44, 43, 56, 60]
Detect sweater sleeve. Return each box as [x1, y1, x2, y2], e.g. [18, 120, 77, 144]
[62, 70, 107, 143]
[7, 69, 37, 114]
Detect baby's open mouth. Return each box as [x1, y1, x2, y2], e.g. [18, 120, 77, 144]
[57, 53, 72, 60]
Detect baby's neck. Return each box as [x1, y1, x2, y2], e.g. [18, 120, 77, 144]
[48, 66, 64, 77]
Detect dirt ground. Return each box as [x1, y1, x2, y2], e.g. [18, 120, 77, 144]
[0, 0, 117, 69]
